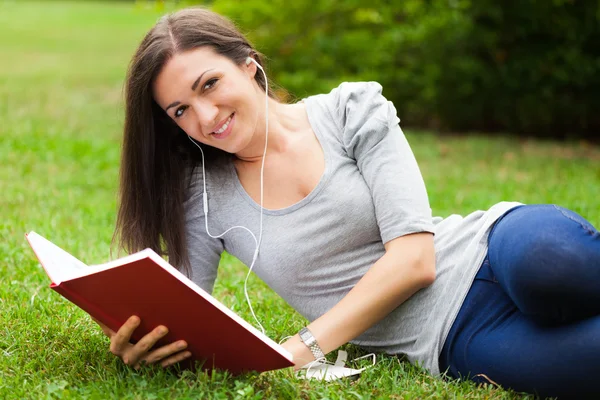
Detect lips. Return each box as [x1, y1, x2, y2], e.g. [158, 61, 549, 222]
[211, 113, 235, 140]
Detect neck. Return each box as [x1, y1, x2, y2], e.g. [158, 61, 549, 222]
[234, 95, 302, 164]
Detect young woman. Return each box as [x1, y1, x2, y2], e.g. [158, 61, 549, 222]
[96, 7, 600, 399]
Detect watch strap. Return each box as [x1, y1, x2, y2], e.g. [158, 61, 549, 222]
[298, 327, 325, 359]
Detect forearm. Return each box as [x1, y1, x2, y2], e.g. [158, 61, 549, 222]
[284, 233, 435, 366]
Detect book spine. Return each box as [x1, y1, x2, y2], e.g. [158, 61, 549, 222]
[52, 283, 122, 332]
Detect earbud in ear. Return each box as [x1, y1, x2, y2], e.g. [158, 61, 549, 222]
[246, 56, 264, 73]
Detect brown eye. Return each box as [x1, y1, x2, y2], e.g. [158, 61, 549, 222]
[203, 78, 218, 91]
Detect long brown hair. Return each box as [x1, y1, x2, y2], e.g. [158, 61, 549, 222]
[114, 7, 276, 274]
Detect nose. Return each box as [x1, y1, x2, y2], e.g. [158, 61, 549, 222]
[191, 99, 219, 136]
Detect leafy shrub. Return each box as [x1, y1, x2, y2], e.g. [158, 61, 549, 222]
[180, 0, 600, 139]
[435, 0, 600, 139]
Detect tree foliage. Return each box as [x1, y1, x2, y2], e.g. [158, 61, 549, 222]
[185, 0, 600, 138]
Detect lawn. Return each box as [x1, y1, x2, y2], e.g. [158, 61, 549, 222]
[1, 1, 599, 399]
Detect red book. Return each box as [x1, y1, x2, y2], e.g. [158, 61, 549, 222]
[25, 231, 294, 374]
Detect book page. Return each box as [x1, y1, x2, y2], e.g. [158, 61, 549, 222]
[26, 231, 88, 284]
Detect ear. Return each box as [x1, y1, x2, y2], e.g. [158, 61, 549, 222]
[243, 57, 258, 79]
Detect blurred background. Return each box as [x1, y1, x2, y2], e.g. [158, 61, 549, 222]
[193, 0, 600, 140]
[3, 0, 600, 140]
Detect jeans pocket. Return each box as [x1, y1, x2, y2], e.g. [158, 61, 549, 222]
[553, 205, 598, 236]
[474, 256, 498, 283]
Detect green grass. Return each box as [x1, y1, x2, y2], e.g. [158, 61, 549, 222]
[1, 1, 599, 399]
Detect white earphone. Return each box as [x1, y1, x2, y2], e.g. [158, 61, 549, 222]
[187, 55, 269, 333]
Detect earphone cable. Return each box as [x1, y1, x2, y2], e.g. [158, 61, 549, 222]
[243, 58, 269, 335]
[186, 56, 269, 334]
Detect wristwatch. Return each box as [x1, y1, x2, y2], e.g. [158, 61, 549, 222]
[298, 327, 325, 359]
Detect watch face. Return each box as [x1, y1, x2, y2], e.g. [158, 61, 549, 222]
[299, 328, 310, 341]
[299, 328, 313, 344]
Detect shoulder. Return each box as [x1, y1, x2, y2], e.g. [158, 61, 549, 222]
[304, 82, 399, 137]
[309, 81, 397, 132]
[327, 82, 400, 136]
[317, 81, 385, 111]
[332, 81, 385, 106]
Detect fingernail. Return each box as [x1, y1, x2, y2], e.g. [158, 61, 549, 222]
[178, 341, 187, 349]
[158, 327, 167, 334]
[184, 351, 192, 358]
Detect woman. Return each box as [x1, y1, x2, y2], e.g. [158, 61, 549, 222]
[97, 7, 600, 399]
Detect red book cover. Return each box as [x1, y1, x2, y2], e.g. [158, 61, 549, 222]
[25, 231, 294, 374]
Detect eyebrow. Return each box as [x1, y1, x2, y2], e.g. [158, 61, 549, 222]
[165, 101, 181, 112]
[164, 68, 215, 112]
[191, 68, 214, 91]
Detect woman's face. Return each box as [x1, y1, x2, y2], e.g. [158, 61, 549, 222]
[152, 46, 260, 155]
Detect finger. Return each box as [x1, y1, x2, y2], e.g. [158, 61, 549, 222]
[160, 350, 192, 368]
[110, 316, 140, 356]
[142, 340, 188, 365]
[125, 325, 170, 366]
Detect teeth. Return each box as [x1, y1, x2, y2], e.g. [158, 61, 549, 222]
[213, 115, 232, 135]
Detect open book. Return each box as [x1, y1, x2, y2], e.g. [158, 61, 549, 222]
[25, 231, 294, 374]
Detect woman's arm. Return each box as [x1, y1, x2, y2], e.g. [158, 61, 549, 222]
[284, 82, 436, 366]
[283, 231, 435, 367]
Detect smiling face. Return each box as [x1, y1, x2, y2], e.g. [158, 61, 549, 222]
[152, 46, 261, 155]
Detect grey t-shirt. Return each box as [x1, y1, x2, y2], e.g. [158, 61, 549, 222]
[183, 81, 521, 376]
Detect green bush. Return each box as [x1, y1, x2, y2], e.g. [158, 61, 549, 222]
[183, 0, 600, 139]
[435, 0, 600, 139]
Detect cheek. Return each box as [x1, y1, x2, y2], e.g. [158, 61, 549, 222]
[220, 81, 252, 111]
[233, 94, 257, 123]
[176, 118, 203, 142]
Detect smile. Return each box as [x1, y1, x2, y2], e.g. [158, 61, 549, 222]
[211, 113, 235, 139]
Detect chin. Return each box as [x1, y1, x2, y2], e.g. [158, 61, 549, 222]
[228, 131, 254, 155]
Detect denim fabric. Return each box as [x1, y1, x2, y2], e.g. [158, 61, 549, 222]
[439, 204, 600, 399]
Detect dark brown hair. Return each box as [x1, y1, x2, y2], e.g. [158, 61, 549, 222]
[114, 7, 275, 274]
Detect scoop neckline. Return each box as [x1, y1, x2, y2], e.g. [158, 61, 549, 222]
[228, 98, 332, 216]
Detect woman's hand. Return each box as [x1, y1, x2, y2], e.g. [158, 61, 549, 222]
[281, 334, 316, 370]
[92, 315, 192, 369]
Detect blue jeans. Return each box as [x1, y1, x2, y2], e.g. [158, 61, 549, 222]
[439, 204, 600, 399]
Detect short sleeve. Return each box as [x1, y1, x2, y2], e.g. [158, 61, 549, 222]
[183, 175, 224, 294]
[333, 81, 434, 243]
